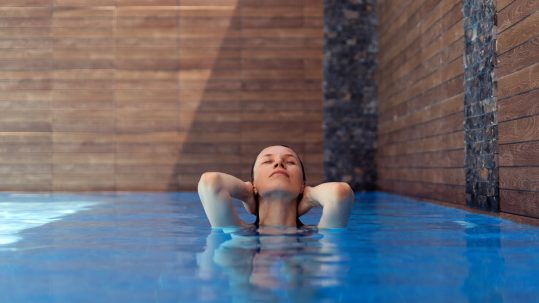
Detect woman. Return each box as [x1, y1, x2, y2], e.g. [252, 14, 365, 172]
[197, 145, 354, 229]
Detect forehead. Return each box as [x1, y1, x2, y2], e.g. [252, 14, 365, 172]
[256, 146, 298, 159]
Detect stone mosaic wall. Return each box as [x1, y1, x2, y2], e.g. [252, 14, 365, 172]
[462, 0, 499, 211]
[323, 0, 378, 191]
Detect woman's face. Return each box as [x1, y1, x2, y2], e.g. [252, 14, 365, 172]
[252, 146, 304, 198]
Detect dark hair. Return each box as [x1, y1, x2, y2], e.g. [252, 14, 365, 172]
[250, 145, 306, 228]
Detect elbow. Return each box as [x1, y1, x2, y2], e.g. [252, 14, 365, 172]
[198, 172, 223, 195]
[333, 183, 355, 227]
[335, 182, 354, 202]
[199, 172, 219, 185]
[333, 182, 354, 213]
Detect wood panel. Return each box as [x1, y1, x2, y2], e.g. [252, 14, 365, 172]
[376, 0, 465, 205]
[379, 93, 463, 135]
[499, 141, 539, 167]
[499, 167, 539, 191]
[497, 0, 539, 33]
[500, 189, 539, 218]
[0, 152, 51, 190]
[378, 167, 465, 185]
[0, 1, 324, 191]
[496, 10, 538, 55]
[378, 180, 466, 206]
[378, 150, 464, 169]
[379, 111, 463, 146]
[379, 131, 463, 157]
[496, 37, 539, 77]
[380, 0, 459, 70]
[0, 2, 52, 193]
[380, 1, 462, 98]
[497, 89, 539, 122]
[497, 4, 539, 220]
[498, 113, 539, 144]
[381, 75, 463, 124]
[497, 63, 539, 99]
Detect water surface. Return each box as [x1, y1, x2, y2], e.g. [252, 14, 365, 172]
[1, 192, 538, 302]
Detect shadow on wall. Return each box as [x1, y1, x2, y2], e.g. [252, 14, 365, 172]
[166, 1, 325, 191]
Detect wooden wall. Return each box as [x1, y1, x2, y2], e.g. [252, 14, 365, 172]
[0, 0, 323, 191]
[376, 0, 466, 205]
[496, 0, 539, 218]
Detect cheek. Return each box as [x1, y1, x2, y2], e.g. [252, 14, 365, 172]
[253, 166, 268, 184]
[291, 168, 304, 185]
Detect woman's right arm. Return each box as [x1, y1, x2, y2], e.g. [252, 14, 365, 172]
[197, 172, 255, 228]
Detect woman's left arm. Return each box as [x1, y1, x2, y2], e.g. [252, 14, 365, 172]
[298, 182, 354, 228]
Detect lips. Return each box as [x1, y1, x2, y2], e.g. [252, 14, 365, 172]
[270, 170, 289, 178]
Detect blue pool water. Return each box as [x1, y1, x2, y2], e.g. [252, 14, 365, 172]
[1, 192, 538, 302]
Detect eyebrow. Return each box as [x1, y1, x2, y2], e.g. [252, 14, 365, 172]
[260, 153, 297, 159]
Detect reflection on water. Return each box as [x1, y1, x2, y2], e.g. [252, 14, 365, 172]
[0, 200, 96, 246]
[462, 214, 504, 302]
[1, 192, 539, 302]
[196, 226, 349, 301]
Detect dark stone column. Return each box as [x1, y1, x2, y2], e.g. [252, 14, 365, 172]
[323, 0, 378, 191]
[463, 0, 499, 211]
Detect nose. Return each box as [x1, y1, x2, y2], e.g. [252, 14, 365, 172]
[273, 159, 285, 168]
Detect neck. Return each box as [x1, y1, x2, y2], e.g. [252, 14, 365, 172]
[258, 195, 298, 228]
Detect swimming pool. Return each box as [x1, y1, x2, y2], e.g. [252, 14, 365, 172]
[1, 192, 538, 302]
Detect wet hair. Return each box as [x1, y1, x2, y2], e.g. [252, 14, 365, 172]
[250, 145, 305, 228]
